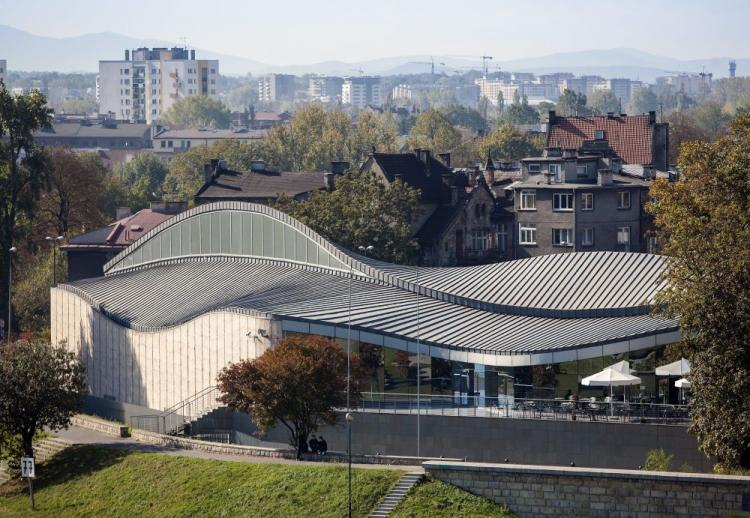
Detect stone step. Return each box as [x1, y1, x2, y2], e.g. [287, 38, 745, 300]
[368, 471, 424, 518]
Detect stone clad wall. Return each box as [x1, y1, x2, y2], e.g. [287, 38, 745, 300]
[424, 461, 750, 518]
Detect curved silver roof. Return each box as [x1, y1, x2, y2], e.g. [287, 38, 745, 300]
[59, 202, 678, 362]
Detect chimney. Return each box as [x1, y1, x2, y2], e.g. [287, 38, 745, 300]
[323, 172, 335, 191]
[548, 110, 557, 125]
[203, 163, 213, 183]
[330, 161, 349, 175]
[438, 152, 451, 168]
[606, 112, 615, 118]
[413, 148, 422, 161]
[422, 149, 431, 164]
[116, 207, 132, 220]
[648, 110, 656, 124]
[125, 49, 130, 61]
[598, 170, 613, 186]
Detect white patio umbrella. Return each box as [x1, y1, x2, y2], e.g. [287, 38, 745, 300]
[655, 358, 690, 376]
[610, 360, 634, 374]
[582, 367, 642, 416]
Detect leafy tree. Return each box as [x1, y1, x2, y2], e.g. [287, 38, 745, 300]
[0, 341, 87, 458]
[0, 83, 53, 338]
[36, 148, 109, 240]
[689, 101, 732, 141]
[160, 96, 231, 129]
[275, 171, 421, 264]
[478, 124, 543, 161]
[11, 250, 66, 337]
[114, 152, 169, 210]
[217, 335, 356, 459]
[643, 448, 673, 471]
[555, 89, 589, 116]
[628, 88, 658, 115]
[648, 114, 750, 468]
[440, 104, 488, 133]
[588, 89, 621, 115]
[664, 111, 708, 164]
[501, 94, 539, 125]
[406, 108, 462, 154]
[478, 96, 490, 120]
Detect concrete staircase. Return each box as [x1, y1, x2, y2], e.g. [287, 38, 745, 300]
[369, 471, 423, 517]
[0, 436, 72, 484]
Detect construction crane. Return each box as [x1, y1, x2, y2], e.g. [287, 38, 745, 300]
[408, 56, 445, 77]
[481, 55, 493, 77]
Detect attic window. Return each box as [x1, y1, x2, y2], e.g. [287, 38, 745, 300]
[595, 130, 605, 140]
[130, 225, 143, 231]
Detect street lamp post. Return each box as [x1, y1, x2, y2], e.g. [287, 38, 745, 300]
[45, 236, 64, 285]
[415, 264, 421, 459]
[346, 411, 354, 518]
[7, 246, 17, 344]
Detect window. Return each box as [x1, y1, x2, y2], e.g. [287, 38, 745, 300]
[576, 164, 588, 178]
[167, 140, 173, 148]
[617, 191, 631, 209]
[595, 129, 604, 140]
[497, 224, 507, 252]
[210, 68, 216, 74]
[519, 224, 537, 245]
[520, 190, 536, 210]
[527, 163, 540, 173]
[548, 163, 562, 183]
[553, 192, 573, 211]
[617, 226, 630, 246]
[210, 89, 216, 95]
[581, 192, 594, 211]
[582, 227, 594, 246]
[160, 141, 166, 148]
[469, 231, 489, 251]
[552, 228, 574, 247]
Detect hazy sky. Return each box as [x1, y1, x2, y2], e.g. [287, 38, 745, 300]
[2, 0, 749, 64]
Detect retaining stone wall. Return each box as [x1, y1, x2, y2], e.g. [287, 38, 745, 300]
[424, 461, 750, 518]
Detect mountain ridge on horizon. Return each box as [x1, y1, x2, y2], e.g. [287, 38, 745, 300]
[0, 24, 745, 82]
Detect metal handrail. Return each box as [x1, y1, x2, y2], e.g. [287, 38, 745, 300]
[130, 385, 220, 435]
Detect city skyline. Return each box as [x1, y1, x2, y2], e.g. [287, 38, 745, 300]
[1, 0, 749, 66]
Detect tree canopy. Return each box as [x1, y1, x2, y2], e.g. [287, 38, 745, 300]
[0, 83, 53, 339]
[114, 152, 169, 210]
[478, 124, 544, 161]
[588, 89, 621, 115]
[406, 108, 462, 154]
[628, 88, 658, 115]
[217, 335, 356, 459]
[160, 96, 231, 129]
[501, 94, 539, 125]
[555, 89, 589, 116]
[648, 114, 750, 468]
[275, 171, 421, 264]
[0, 341, 87, 458]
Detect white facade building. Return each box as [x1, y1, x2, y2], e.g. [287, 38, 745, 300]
[342, 76, 382, 109]
[99, 48, 219, 124]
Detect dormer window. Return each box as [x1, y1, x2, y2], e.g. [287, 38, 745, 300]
[595, 130, 605, 140]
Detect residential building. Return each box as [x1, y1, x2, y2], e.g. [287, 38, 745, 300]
[61, 201, 186, 281]
[475, 78, 559, 105]
[0, 59, 6, 84]
[559, 75, 606, 96]
[342, 76, 382, 109]
[152, 127, 267, 153]
[361, 150, 504, 265]
[258, 74, 296, 102]
[510, 110, 669, 258]
[308, 76, 344, 101]
[592, 78, 632, 109]
[33, 118, 151, 149]
[249, 111, 292, 130]
[98, 47, 219, 124]
[656, 73, 712, 97]
[194, 159, 342, 205]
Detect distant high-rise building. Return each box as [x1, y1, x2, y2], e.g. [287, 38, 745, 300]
[342, 76, 382, 109]
[99, 47, 219, 124]
[656, 73, 712, 97]
[592, 78, 632, 109]
[0, 59, 6, 84]
[258, 74, 296, 103]
[729, 61, 737, 78]
[308, 76, 344, 101]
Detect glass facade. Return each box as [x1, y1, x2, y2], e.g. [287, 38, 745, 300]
[286, 331, 676, 405]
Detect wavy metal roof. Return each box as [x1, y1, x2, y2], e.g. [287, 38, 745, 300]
[58, 202, 678, 359]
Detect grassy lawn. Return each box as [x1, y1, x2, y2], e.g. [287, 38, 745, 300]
[391, 478, 515, 518]
[0, 445, 401, 517]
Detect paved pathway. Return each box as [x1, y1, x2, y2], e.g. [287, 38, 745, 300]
[55, 426, 422, 472]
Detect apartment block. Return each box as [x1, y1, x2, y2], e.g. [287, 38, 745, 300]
[342, 76, 382, 109]
[258, 74, 296, 102]
[308, 76, 343, 101]
[99, 48, 219, 124]
[592, 78, 632, 108]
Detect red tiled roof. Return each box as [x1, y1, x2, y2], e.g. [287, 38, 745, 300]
[547, 115, 654, 165]
[106, 210, 175, 246]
